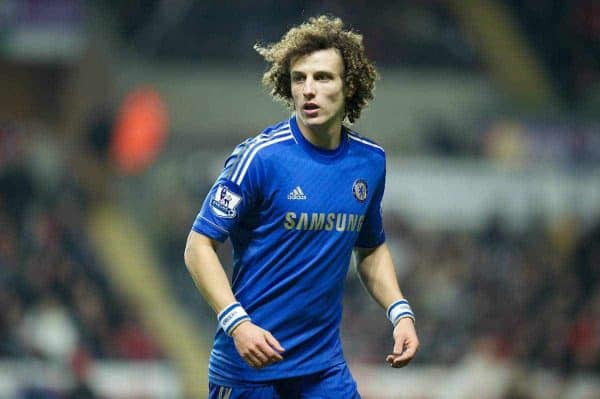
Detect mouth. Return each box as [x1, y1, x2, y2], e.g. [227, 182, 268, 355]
[302, 103, 320, 117]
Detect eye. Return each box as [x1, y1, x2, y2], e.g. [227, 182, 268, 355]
[315, 73, 333, 81]
[291, 74, 305, 83]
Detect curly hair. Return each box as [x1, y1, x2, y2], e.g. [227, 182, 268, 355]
[254, 15, 378, 124]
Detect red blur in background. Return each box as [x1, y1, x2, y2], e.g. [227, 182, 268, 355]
[110, 87, 168, 175]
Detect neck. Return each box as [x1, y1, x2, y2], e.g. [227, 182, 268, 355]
[296, 116, 343, 150]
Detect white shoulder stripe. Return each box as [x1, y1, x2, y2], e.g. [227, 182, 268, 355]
[233, 134, 294, 185]
[348, 134, 385, 152]
[262, 123, 291, 136]
[231, 128, 291, 182]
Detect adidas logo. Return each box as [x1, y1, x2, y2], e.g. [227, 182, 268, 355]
[287, 186, 307, 200]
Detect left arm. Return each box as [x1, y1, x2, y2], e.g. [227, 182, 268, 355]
[355, 243, 419, 367]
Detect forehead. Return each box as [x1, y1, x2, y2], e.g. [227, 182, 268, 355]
[290, 48, 344, 75]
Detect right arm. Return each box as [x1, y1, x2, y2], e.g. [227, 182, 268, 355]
[184, 230, 237, 312]
[183, 230, 285, 368]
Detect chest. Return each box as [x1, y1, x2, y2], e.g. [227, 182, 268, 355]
[263, 157, 378, 219]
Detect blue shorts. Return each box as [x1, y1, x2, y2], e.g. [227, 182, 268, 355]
[208, 362, 361, 399]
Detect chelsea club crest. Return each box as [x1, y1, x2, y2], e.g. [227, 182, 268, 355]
[352, 179, 368, 202]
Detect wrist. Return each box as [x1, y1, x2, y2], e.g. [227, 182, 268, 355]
[386, 299, 415, 326]
[229, 319, 251, 337]
[218, 302, 251, 336]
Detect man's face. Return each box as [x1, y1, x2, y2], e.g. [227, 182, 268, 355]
[290, 48, 346, 134]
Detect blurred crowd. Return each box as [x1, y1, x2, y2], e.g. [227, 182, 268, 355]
[343, 210, 600, 374]
[424, 117, 600, 165]
[0, 123, 162, 397]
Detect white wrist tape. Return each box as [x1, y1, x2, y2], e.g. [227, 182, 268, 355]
[387, 299, 415, 326]
[218, 302, 250, 336]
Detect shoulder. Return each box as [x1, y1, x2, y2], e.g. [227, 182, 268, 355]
[226, 120, 295, 185]
[243, 119, 296, 158]
[346, 128, 386, 159]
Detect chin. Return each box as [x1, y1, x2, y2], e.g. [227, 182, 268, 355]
[302, 115, 327, 127]
[304, 119, 324, 127]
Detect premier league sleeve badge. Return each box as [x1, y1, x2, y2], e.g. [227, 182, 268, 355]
[210, 183, 242, 218]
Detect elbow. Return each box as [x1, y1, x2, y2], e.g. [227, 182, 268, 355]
[183, 241, 193, 270]
[184, 231, 217, 269]
[355, 244, 380, 264]
[183, 233, 198, 270]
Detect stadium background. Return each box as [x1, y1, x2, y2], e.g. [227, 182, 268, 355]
[1, 1, 599, 398]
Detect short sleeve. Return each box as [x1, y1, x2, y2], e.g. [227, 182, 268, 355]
[191, 141, 262, 242]
[355, 166, 386, 248]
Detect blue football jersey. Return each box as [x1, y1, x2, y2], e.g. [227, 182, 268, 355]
[192, 115, 386, 385]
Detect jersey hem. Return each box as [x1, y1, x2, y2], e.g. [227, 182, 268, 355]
[208, 359, 348, 387]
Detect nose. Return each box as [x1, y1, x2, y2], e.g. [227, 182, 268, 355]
[302, 78, 315, 98]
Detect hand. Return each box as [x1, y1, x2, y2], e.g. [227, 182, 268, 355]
[230, 321, 285, 369]
[386, 317, 419, 368]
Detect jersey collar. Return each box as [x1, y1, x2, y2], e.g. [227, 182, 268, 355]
[289, 115, 349, 163]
